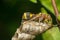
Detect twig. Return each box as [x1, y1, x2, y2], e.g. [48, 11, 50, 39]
[51, 0, 59, 17]
[51, 0, 60, 29]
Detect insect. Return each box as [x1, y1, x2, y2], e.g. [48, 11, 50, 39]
[22, 12, 52, 24]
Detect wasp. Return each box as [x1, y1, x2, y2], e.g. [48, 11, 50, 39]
[22, 12, 52, 25]
[22, 12, 42, 21]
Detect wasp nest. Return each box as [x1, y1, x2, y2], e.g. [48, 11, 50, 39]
[12, 13, 52, 40]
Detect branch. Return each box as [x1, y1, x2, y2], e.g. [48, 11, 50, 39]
[51, 0, 59, 17]
[52, 0, 60, 28]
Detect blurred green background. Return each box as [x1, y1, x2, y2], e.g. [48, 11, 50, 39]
[0, 0, 60, 40]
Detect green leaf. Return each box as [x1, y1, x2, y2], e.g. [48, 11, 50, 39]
[40, 0, 54, 13]
[41, 7, 48, 14]
[57, 14, 60, 21]
[42, 27, 60, 40]
[30, 0, 37, 3]
[40, 0, 60, 14]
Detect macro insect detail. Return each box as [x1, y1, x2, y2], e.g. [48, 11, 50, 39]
[12, 12, 52, 40]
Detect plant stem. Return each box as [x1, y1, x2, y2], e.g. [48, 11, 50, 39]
[51, 0, 59, 17]
[52, 0, 60, 29]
